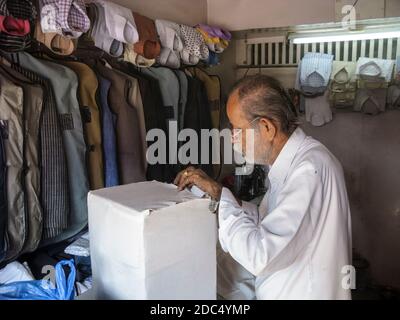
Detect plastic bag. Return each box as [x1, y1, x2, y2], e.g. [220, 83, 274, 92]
[0, 260, 76, 300]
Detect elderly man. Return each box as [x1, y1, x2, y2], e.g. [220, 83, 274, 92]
[174, 75, 352, 300]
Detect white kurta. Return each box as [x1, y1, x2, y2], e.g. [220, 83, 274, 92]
[217, 128, 352, 300]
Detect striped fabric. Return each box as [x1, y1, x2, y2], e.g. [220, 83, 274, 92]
[300, 52, 333, 89]
[11, 62, 70, 240]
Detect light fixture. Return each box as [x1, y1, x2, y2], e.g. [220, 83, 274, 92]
[289, 28, 400, 44]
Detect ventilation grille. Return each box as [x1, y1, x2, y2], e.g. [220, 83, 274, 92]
[241, 38, 400, 66]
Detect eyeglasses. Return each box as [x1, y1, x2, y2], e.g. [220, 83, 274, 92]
[231, 117, 261, 142]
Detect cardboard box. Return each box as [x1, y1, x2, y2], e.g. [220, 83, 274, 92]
[88, 181, 217, 299]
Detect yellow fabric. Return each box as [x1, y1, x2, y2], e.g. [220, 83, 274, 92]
[187, 67, 221, 129]
[60, 61, 104, 190]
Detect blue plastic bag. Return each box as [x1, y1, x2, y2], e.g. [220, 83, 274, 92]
[0, 260, 76, 300]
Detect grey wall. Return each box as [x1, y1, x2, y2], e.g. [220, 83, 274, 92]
[301, 110, 400, 289]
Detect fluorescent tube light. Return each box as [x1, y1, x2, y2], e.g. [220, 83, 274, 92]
[290, 30, 400, 44]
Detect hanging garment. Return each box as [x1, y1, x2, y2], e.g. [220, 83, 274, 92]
[123, 44, 155, 68]
[0, 118, 6, 262]
[329, 61, 357, 108]
[97, 75, 119, 188]
[0, 0, 37, 52]
[58, 61, 104, 190]
[187, 67, 221, 129]
[354, 88, 387, 115]
[356, 57, 395, 82]
[305, 90, 333, 127]
[132, 12, 160, 60]
[9, 59, 70, 243]
[15, 53, 89, 245]
[0, 65, 44, 255]
[173, 70, 188, 130]
[299, 52, 333, 95]
[95, 63, 147, 184]
[0, 73, 25, 262]
[218, 128, 352, 300]
[141, 67, 180, 128]
[184, 76, 214, 176]
[396, 56, 400, 82]
[179, 24, 209, 65]
[155, 19, 183, 69]
[96, 0, 138, 44]
[387, 85, 400, 109]
[118, 62, 173, 182]
[39, 0, 90, 38]
[87, 3, 123, 57]
[34, 21, 77, 56]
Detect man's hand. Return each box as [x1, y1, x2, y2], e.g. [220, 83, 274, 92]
[174, 166, 222, 201]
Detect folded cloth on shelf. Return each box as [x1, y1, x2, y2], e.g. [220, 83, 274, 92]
[35, 21, 77, 56]
[0, 15, 30, 36]
[39, 0, 90, 38]
[124, 44, 156, 67]
[132, 12, 160, 59]
[179, 24, 209, 65]
[356, 57, 395, 82]
[155, 19, 183, 68]
[0, 0, 37, 51]
[95, 0, 138, 44]
[195, 24, 231, 53]
[155, 19, 183, 51]
[88, 3, 123, 57]
[354, 88, 387, 115]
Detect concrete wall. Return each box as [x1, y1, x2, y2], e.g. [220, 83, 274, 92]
[207, 0, 400, 31]
[112, 0, 208, 25]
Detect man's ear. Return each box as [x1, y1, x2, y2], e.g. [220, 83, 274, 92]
[259, 117, 277, 141]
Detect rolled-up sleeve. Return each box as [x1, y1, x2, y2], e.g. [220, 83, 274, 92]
[218, 163, 322, 276]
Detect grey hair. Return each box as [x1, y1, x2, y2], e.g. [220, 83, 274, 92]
[230, 74, 299, 135]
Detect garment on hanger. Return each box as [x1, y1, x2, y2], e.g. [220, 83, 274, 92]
[132, 12, 160, 60]
[173, 70, 188, 130]
[0, 73, 25, 262]
[95, 62, 147, 185]
[96, 75, 119, 188]
[305, 91, 333, 127]
[354, 88, 387, 115]
[15, 53, 89, 246]
[57, 61, 104, 190]
[187, 67, 221, 129]
[0, 117, 6, 262]
[0, 64, 44, 255]
[184, 75, 213, 176]
[118, 62, 174, 182]
[39, 0, 90, 38]
[299, 52, 333, 95]
[387, 85, 400, 109]
[329, 61, 357, 108]
[87, 3, 123, 57]
[9, 57, 71, 244]
[141, 67, 180, 128]
[356, 57, 395, 83]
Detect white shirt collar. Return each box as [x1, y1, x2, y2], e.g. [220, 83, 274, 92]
[268, 127, 307, 186]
